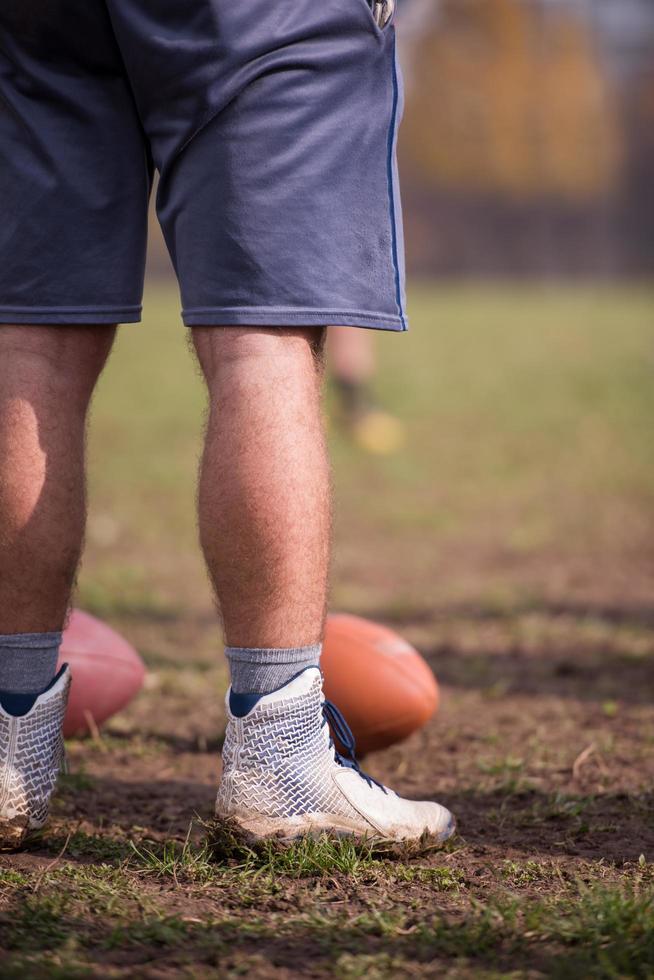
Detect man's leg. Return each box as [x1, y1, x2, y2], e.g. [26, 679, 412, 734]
[0, 326, 114, 635]
[0, 325, 114, 847]
[193, 324, 453, 845]
[192, 326, 330, 691]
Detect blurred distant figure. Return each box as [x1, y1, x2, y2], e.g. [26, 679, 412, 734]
[325, 0, 423, 457]
[329, 327, 405, 456]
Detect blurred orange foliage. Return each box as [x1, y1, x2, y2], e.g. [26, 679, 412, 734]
[402, 0, 622, 199]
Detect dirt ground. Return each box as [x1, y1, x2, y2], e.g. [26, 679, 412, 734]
[1, 284, 653, 977]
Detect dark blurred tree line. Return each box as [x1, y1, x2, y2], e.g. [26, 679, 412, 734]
[399, 0, 654, 276]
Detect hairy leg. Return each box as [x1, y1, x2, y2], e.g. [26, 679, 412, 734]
[0, 326, 115, 633]
[192, 326, 330, 649]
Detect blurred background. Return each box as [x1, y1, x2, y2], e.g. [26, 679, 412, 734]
[397, 0, 654, 278]
[145, 0, 654, 280]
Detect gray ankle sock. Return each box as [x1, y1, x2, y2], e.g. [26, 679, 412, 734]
[0, 632, 62, 695]
[225, 644, 322, 695]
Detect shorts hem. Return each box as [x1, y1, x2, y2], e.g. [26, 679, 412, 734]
[182, 307, 407, 331]
[0, 306, 142, 325]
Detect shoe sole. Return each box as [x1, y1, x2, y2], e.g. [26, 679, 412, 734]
[0, 815, 36, 851]
[210, 810, 456, 858]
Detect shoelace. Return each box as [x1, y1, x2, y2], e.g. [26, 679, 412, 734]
[321, 699, 387, 794]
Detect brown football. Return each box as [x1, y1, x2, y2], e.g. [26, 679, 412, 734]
[321, 613, 439, 755]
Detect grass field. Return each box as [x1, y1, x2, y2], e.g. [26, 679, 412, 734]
[1, 281, 653, 978]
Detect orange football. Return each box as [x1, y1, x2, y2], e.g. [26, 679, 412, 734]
[322, 613, 439, 755]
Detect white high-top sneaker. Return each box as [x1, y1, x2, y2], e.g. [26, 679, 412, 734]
[215, 667, 455, 844]
[0, 666, 70, 849]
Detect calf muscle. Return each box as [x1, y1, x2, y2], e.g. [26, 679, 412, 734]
[192, 326, 331, 649]
[0, 326, 115, 632]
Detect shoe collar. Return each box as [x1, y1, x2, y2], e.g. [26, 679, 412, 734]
[0, 663, 70, 718]
[227, 665, 321, 719]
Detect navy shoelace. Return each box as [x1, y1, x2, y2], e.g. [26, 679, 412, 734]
[321, 699, 387, 794]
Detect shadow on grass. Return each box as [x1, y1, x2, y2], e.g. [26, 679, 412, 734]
[52, 777, 215, 848]
[372, 599, 654, 631]
[354, 598, 654, 704]
[424, 642, 654, 704]
[435, 788, 654, 863]
[51, 774, 654, 865]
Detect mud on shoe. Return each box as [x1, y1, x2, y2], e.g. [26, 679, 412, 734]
[215, 667, 455, 845]
[0, 665, 70, 849]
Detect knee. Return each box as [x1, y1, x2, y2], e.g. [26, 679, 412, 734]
[191, 326, 326, 387]
[0, 325, 115, 406]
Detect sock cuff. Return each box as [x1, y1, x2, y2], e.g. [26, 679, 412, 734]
[225, 644, 322, 666]
[0, 632, 62, 697]
[0, 631, 63, 649]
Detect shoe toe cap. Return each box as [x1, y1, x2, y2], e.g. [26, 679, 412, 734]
[420, 802, 455, 841]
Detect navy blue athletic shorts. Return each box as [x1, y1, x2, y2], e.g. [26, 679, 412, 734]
[0, 1, 407, 331]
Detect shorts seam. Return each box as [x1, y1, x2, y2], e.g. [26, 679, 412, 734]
[182, 305, 401, 320]
[181, 306, 406, 330]
[0, 305, 142, 324]
[0, 305, 142, 314]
